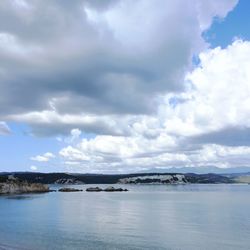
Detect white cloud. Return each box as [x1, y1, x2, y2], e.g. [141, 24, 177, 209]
[190, 144, 250, 168]
[0, 121, 11, 135]
[65, 128, 82, 143]
[30, 165, 38, 171]
[2, 0, 249, 173]
[162, 39, 250, 137]
[31, 152, 55, 162]
[195, 0, 238, 30]
[59, 133, 181, 172]
[71, 128, 81, 138]
[59, 39, 250, 172]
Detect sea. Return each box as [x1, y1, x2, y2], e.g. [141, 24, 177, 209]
[0, 184, 250, 250]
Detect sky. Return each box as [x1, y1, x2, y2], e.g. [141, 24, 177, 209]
[1, 0, 250, 173]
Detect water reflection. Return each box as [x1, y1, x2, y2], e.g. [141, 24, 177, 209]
[0, 184, 250, 250]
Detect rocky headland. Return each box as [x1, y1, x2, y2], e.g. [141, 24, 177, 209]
[0, 176, 50, 194]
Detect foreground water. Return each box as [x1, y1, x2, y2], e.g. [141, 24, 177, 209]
[0, 184, 250, 250]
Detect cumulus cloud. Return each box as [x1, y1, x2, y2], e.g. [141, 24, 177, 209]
[59, 138, 250, 173]
[30, 152, 55, 162]
[0, 0, 238, 136]
[2, 0, 249, 173]
[0, 121, 11, 135]
[59, 40, 250, 172]
[178, 40, 250, 138]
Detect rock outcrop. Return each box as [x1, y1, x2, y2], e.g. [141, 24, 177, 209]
[0, 177, 50, 194]
[86, 186, 128, 192]
[58, 187, 83, 192]
[104, 186, 128, 192]
[86, 187, 103, 192]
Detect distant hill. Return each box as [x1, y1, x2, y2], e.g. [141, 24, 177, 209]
[0, 172, 235, 184]
[139, 166, 250, 174]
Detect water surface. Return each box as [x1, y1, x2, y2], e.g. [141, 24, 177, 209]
[0, 184, 250, 250]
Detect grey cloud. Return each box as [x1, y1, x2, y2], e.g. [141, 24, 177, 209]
[189, 127, 250, 147]
[17, 114, 132, 137]
[0, 0, 238, 135]
[84, 0, 120, 10]
[28, 122, 129, 137]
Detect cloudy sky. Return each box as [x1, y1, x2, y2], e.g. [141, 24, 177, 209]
[0, 0, 250, 173]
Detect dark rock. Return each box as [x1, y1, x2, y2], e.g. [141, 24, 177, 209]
[104, 186, 128, 192]
[86, 187, 103, 192]
[86, 186, 128, 192]
[58, 188, 83, 192]
[104, 186, 116, 192]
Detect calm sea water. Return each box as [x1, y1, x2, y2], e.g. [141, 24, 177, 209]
[0, 184, 250, 250]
